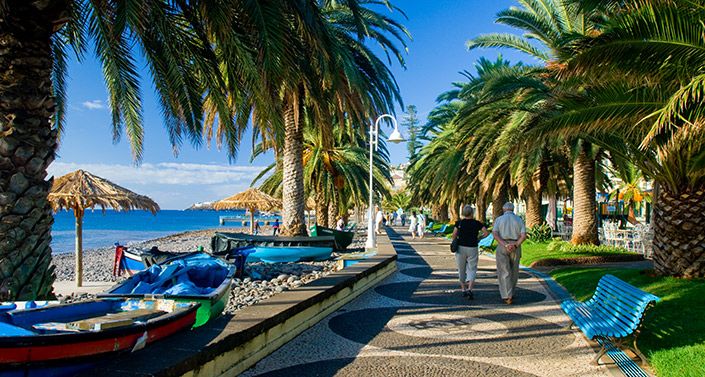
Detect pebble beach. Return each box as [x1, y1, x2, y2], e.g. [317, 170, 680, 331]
[51, 227, 344, 314]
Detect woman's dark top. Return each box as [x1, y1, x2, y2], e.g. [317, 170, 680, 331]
[455, 219, 486, 247]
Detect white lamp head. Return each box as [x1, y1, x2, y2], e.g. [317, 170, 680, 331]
[387, 128, 405, 144]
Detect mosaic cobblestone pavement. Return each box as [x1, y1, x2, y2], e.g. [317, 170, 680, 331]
[242, 227, 610, 377]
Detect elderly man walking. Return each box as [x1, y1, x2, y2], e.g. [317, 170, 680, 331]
[492, 202, 527, 305]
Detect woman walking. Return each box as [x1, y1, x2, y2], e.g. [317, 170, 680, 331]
[451, 205, 489, 299]
[416, 212, 426, 239]
[409, 211, 418, 239]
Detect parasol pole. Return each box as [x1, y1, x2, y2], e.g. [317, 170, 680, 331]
[75, 208, 84, 287]
[250, 207, 255, 234]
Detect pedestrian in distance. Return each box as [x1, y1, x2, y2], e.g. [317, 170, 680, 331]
[416, 212, 426, 239]
[272, 218, 280, 236]
[450, 205, 489, 299]
[375, 206, 384, 235]
[492, 202, 527, 305]
[409, 210, 418, 239]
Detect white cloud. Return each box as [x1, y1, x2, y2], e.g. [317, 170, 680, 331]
[47, 162, 271, 209]
[81, 100, 106, 110]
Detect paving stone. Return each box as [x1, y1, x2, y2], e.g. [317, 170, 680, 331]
[251, 356, 539, 377]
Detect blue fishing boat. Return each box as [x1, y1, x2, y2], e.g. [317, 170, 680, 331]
[243, 246, 333, 264]
[0, 298, 198, 377]
[113, 244, 182, 276]
[0, 301, 58, 312]
[100, 253, 234, 327]
[210, 232, 335, 256]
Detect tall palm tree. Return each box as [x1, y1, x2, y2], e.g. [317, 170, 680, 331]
[254, 114, 392, 228]
[0, 0, 245, 300]
[205, 0, 408, 236]
[467, 0, 603, 244]
[544, 0, 705, 276]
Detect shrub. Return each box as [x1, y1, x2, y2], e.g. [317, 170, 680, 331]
[527, 223, 552, 243]
[546, 240, 630, 254]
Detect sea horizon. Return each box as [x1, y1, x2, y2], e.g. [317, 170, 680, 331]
[50, 209, 277, 254]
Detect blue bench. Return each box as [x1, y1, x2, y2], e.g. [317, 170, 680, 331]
[561, 274, 660, 365]
[432, 224, 450, 236]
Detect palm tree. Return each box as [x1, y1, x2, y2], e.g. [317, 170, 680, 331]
[254, 114, 392, 229]
[544, 0, 705, 276]
[0, 0, 246, 300]
[467, 0, 603, 244]
[608, 163, 651, 225]
[383, 191, 411, 213]
[205, 0, 408, 236]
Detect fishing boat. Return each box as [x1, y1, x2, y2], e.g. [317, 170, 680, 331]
[309, 224, 355, 251]
[100, 253, 234, 327]
[0, 298, 198, 377]
[0, 301, 58, 312]
[113, 243, 184, 276]
[210, 232, 335, 256]
[242, 245, 334, 264]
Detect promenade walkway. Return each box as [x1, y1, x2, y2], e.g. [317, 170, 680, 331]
[243, 227, 613, 376]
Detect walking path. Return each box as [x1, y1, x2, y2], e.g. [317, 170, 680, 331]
[243, 227, 615, 376]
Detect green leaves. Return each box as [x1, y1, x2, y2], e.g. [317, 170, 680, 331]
[467, 33, 551, 62]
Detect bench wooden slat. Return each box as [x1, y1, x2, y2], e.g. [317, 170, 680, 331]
[567, 300, 630, 339]
[587, 303, 637, 337]
[589, 289, 645, 323]
[594, 280, 653, 307]
[601, 275, 659, 302]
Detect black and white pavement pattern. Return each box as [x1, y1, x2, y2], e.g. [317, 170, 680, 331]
[242, 227, 611, 377]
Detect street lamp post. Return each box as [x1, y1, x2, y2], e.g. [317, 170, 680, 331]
[366, 114, 405, 250]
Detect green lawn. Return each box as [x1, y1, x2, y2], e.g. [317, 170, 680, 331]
[551, 267, 705, 377]
[518, 241, 641, 266]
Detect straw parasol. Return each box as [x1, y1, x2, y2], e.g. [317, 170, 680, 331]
[48, 170, 159, 287]
[213, 188, 281, 234]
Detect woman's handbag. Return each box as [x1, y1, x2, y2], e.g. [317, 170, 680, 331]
[450, 238, 459, 253]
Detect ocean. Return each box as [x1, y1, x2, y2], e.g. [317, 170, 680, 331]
[51, 209, 277, 254]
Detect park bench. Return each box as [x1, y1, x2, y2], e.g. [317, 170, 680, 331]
[561, 274, 660, 366]
[432, 224, 450, 236]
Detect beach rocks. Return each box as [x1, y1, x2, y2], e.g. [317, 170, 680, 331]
[50, 227, 342, 315]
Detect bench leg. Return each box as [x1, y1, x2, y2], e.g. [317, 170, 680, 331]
[592, 343, 608, 365]
[631, 339, 649, 366]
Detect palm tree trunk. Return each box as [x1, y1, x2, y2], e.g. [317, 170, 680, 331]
[492, 177, 509, 220]
[281, 96, 306, 236]
[525, 183, 543, 229]
[433, 203, 449, 222]
[0, 2, 66, 300]
[652, 186, 705, 278]
[475, 196, 487, 223]
[315, 188, 327, 227]
[446, 203, 457, 222]
[571, 142, 599, 245]
[327, 190, 338, 228]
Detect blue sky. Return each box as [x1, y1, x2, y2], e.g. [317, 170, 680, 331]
[49, 0, 534, 209]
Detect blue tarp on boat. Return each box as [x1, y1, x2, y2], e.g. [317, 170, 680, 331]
[111, 254, 230, 296]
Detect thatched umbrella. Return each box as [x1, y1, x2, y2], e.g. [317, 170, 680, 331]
[48, 170, 159, 287]
[213, 188, 281, 234]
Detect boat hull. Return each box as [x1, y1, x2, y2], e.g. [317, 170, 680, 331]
[0, 299, 198, 375]
[245, 246, 333, 264]
[101, 253, 234, 327]
[116, 247, 183, 276]
[310, 225, 355, 250]
[210, 232, 335, 255]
